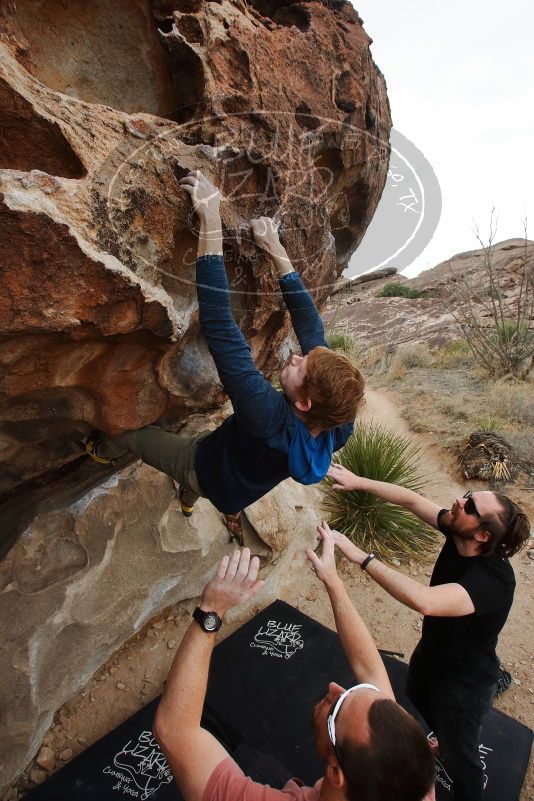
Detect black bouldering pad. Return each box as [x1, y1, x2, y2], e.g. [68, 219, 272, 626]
[25, 600, 532, 801]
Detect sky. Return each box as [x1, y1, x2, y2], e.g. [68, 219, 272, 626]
[349, 0, 534, 277]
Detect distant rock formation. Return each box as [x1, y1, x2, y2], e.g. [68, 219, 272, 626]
[325, 239, 534, 350]
[329, 266, 397, 297]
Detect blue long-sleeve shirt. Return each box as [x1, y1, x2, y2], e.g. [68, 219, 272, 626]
[194, 255, 353, 514]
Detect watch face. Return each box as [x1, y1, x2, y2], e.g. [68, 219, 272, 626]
[204, 613, 219, 632]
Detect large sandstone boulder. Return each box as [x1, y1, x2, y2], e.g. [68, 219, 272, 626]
[0, 1, 391, 786]
[0, 0, 391, 505]
[0, 449, 322, 787]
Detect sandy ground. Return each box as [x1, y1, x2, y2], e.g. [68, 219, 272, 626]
[6, 389, 533, 800]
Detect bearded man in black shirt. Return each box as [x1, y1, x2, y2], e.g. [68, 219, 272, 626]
[325, 465, 530, 801]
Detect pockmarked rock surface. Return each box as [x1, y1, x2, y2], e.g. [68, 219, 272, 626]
[0, 455, 320, 787]
[0, 0, 391, 503]
[0, 0, 390, 786]
[327, 238, 534, 350]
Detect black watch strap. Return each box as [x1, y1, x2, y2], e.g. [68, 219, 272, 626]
[361, 553, 376, 571]
[193, 606, 222, 632]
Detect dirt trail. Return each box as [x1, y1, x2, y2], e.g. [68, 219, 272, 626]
[361, 388, 467, 501]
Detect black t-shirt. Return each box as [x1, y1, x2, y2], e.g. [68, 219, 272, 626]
[420, 509, 516, 689]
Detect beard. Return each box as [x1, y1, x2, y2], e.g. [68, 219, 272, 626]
[439, 511, 476, 540]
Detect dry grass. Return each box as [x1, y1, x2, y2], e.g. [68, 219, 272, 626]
[360, 344, 387, 370]
[389, 360, 407, 381]
[486, 380, 534, 428]
[433, 339, 473, 369]
[389, 344, 434, 379]
[326, 331, 357, 354]
[372, 340, 534, 479]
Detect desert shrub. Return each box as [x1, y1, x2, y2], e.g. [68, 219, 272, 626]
[489, 321, 533, 355]
[378, 282, 424, 299]
[469, 414, 504, 432]
[360, 344, 386, 369]
[434, 339, 473, 369]
[388, 359, 406, 381]
[326, 331, 356, 353]
[323, 423, 437, 561]
[390, 343, 434, 374]
[443, 220, 533, 377]
[486, 380, 534, 427]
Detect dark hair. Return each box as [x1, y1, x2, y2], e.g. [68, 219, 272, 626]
[338, 699, 434, 801]
[480, 494, 530, 558]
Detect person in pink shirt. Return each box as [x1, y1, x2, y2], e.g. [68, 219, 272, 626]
[153, 524, 436, 801]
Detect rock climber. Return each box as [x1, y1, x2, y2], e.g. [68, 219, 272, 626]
[85, 171, 363, 539]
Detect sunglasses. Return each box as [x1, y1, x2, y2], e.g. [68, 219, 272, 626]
[463, 490, 481, 518]
[326, 683, 379, 766]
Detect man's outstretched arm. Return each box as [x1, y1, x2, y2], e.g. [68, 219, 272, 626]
[252, 217, 328, 355]
[328, 463, 442, 527]
[330, 529, 475, 618]
[179, 173, 288, 436]
[153, 549, 264, 801]
[326, 466, 474, 616]
[307, 522, 394, 698]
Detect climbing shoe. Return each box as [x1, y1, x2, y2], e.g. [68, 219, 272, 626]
[83, 436, 111, 465]
[178, 486, 195, 517]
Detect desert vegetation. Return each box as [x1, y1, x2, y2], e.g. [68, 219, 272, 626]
[359, 338, 534, 473]
[444, 220, 533, 378]
[378, 281, 425, 299]
[323, 422, 437, 561]
[325, 330, 357, 353]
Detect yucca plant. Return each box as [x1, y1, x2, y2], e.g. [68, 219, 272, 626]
[323, 423, 437, 562]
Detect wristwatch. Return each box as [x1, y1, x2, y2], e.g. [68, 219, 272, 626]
[193, 606, 222, 633]
[361, 553, 376, 571]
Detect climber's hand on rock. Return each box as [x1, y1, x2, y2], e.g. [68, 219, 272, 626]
[200, 548, 264, 618]
[251, 217, 293, 276]
[306, 521, 340, 588]
[251, 217, 283, 255]
[179, 170, 221, 220]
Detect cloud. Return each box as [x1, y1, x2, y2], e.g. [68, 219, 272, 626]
[350, 0, 534, 276]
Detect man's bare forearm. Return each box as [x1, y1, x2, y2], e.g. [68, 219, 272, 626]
[352, 477, 441, 527]
[270, 245, 294, 277]
[273, 251, 295, 278]
[356, 477, 420, 506]
[325, 576, 392, 693]
[365, 559, 428, 614]
[154, 622, 215, 740]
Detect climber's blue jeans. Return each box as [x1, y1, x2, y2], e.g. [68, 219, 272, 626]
[99, 426, 208, 506]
